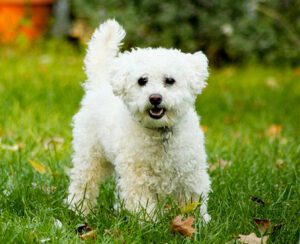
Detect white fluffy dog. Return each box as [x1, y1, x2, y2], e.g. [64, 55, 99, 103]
[67, 19, 211, 222]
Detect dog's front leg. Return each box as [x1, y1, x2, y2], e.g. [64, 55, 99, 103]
[116, 175, 157, 218]
[67, 150, 113, 215]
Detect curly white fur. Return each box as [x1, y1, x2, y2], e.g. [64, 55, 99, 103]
[67, 19, 211, 223]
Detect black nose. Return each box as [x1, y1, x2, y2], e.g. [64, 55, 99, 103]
[149, 94, 162, 106]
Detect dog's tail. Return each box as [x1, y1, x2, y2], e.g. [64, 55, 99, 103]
[84, 19, 125, 87]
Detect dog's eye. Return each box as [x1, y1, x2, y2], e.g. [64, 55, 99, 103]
[138, 77, 148, 86]
[165, 77, 176, 85]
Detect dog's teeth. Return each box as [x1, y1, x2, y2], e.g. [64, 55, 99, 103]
[150, 109, 163, 116]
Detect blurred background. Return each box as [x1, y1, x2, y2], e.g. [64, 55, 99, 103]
[0, 0, 300, 65]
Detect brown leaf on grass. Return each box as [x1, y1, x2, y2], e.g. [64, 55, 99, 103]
[43, 136, 64, 150]
[171, 215, 196, 237]
[209, 164, 218, 171]
[76, 223, 93, 234]
[201, 125, 209, 133]
[76, 223, 96, 240]
[250, 196, 265, 206]
[224, 116, 239, 125]
[223, 66, 236, 77]
[80, 230, 96, 240]
[232, 131, 241, 139]
[275, 159, 285, 169]
[267, 124, 282, 138]
[293, 67, 300, 76]
[254, 218, 271, 235]
[218, 159, 232, 168]
[266, 77, 278, 89]
[28, 160, 48, 174]
[238, 232, 269, 244]
[70, 19, 93, 44]
[209, 159, 232, 172]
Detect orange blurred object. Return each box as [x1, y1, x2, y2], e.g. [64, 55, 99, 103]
[0, 0, 54, 43]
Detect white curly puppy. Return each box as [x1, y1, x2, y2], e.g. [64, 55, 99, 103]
[67, 19, 211, 222]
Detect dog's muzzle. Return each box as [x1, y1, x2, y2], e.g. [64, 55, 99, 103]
[149, 107, 166, 119]
[148, 94, 165, 119]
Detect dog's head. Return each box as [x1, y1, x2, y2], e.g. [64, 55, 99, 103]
[109, 48, 208, 129]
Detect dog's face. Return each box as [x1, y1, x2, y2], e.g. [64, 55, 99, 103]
[110, 48, 208, 129]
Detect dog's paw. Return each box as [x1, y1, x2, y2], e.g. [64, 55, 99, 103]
[203, 213, 211, 224]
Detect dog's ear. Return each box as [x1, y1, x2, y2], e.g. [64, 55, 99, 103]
[187, 51, 209, 95]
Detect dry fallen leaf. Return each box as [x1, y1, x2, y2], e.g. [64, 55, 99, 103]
[250, 196, 265, 206]
[80, 230, 96, 240]
[171, 215, 196, 237]
[267, 124, 282, 138]
[223, 66, 236, 77]
[43, 136, 64, 150]
[238, 232, 269, 244]
[209, 159, 232, 172]
[70, 19, 93, 44]
[76, 223, 96, 240]
[266, 77, 278, 89]
[76, 223, 92, 234]
[293, 67, 300, 76]
[180, 202, 201, 214]
[232, 131, 241, 138]
[28, 160, 48, 174]
[254, 218, 271, 235]
[209, 163, 218, 171]
[275, 159, 285, 169]
[201, 125, 209, 133]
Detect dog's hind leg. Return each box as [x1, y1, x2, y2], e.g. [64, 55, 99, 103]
[200, 197, 211, 223]
[197, 170, 211, 223]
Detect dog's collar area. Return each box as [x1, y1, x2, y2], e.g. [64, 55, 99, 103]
[160, 126, 173, 152]
[144, 125, 173, 133]
[144, 126, 174, 143]
[157, 126, 173, 134]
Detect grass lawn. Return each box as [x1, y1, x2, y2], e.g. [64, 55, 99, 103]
[0, 42, 299, 243]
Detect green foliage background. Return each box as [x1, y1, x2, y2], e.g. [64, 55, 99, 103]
[71, 0, 300, 65]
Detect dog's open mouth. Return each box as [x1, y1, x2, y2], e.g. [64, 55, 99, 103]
[148, 107, 166, 119]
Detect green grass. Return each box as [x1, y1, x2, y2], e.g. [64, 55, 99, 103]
[0, 41, 299, 243]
